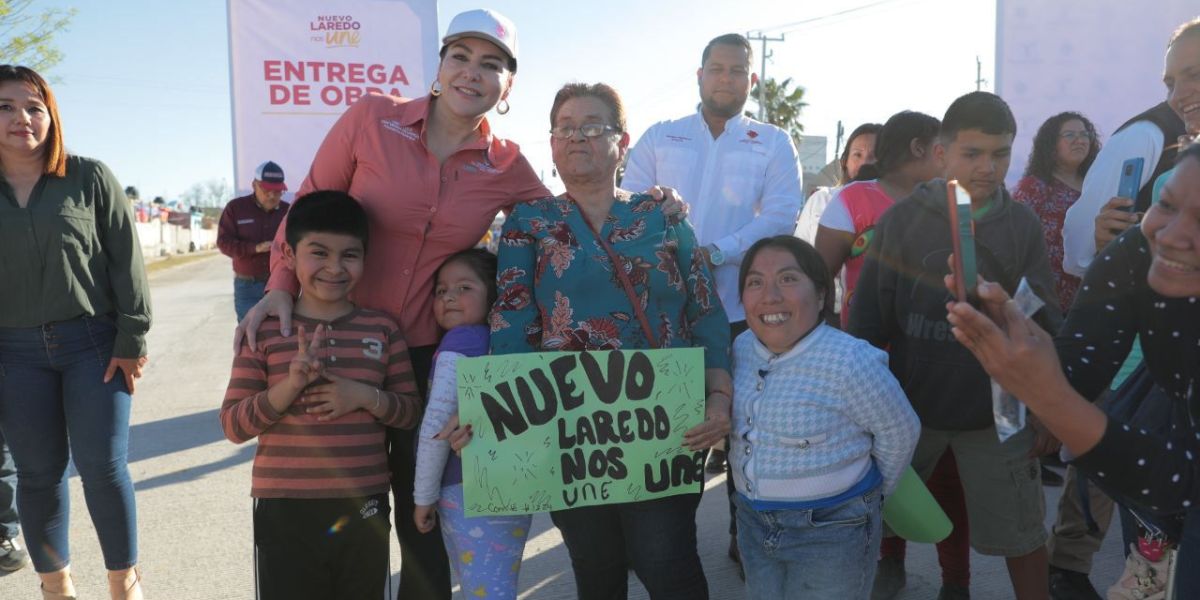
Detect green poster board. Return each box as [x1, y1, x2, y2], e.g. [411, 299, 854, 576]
[457, 348, 706, 517]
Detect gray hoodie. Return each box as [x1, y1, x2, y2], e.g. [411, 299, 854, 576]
[848, 179, 1062, 431]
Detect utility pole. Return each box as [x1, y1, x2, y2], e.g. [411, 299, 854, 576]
[833, 120, 845, 161]
[976, 55, 988, 91]
[747, 31, 785, 122]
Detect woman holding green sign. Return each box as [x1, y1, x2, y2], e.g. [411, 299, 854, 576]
[731, 235, 920, 599]
[486, 82, 733, 599]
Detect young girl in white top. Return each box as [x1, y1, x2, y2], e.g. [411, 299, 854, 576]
[413, 249, 531, 599]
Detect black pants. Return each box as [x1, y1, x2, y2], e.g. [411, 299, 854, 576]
[388, 343, 452, 600]
[254, 494, 390, 600]
[725, 320, 750, 537]
[551, 492, 708, 600]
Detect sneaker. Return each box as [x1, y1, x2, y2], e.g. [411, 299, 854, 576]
[0, 537, 30, 572]
[706, 449, 727, 474]
[1049, 565, 1101, 600]
[871, 556, 906, 600]
[937, 583, 970, 599]
[1106, 544, 1167, 600]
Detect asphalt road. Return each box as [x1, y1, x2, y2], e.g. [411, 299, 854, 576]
[0, 254, 1125, 599]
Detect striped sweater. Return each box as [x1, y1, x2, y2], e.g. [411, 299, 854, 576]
[220, 309, 420, 498]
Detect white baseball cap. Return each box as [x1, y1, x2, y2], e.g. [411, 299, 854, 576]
[441, 9, 518, 71]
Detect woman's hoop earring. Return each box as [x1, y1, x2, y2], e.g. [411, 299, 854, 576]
[430, 81, 442, 97]
[497, 99, 510, 115]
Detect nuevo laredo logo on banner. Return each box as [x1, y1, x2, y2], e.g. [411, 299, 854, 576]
[228, 0, 438, 195]
[311, 14, 362, 47]
[263, 12, 408, 107]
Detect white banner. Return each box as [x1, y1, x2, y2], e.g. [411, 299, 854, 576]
[227, 0, 438, 196]
[996, 1, 1197, 188]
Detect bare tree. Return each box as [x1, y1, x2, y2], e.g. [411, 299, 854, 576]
[181, 178, 234, 209]
[204, 178, 232, 208]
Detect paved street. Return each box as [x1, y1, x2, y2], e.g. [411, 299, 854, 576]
[0, 254, 1125, 599]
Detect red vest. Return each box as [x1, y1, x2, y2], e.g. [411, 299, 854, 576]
[838, 181, 894, 328]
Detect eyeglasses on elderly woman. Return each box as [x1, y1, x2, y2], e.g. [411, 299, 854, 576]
[549, 123, 622, 139]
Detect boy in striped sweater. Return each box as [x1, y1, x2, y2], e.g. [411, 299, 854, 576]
[220, 190, 420, 600]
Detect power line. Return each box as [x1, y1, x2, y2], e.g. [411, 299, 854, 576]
[752, 0, 911, 35]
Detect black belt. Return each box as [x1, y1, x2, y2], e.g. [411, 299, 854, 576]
[235, 274, 269, 283]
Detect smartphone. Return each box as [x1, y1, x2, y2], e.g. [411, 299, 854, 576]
[946, 180, 976, 304]
[1118, 157, 1144, 213]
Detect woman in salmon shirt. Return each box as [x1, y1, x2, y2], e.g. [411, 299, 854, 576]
[235, 10, 679, 599]
[235, 10, 540, 599]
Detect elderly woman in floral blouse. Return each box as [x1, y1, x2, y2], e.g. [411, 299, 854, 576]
[489, 82, 733, 600]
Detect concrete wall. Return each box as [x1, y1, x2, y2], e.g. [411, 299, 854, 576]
[135, 221, 217, 258]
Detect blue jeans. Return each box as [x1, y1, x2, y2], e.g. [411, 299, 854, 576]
[1176, 510, 1200, 596]
[234, 278, 267, 323]
[734, 487, 882, 600]
[0, 430, 17, 540]
[0, 316, 137, 572]
[550, 492, 708, 600]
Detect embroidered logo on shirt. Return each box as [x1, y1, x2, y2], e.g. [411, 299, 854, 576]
[463, 160, 502, 175]
[666, 135, 691, 143]
[236, 218, 256, 225]
[380, 119, 419, 141]
[739, 133, 764, 146]
[362, 337, 384, 359]
[360, 498, 380, 519]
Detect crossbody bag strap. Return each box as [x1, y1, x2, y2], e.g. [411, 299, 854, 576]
[562, 215, 660, 349]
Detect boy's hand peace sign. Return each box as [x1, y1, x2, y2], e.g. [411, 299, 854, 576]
[287, 324, 326, 393]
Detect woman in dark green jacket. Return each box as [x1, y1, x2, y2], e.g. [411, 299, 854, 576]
[0, 65, 149, 599]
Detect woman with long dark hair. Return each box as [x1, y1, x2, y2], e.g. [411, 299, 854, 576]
[1013, 112, 1101, 310]
[814, 111, 941, 327]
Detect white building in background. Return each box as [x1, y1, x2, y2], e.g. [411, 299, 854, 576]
[795, 135, 830, 198]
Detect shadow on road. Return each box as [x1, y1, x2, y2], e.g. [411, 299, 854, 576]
[133, 444, 256, 492]
[113, 408, 257, 491]
[128, 408, 227, 464]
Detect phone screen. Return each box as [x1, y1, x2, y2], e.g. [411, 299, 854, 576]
[1117, 158, 1144, 212]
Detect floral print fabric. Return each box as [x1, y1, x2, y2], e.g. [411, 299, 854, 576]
[1013, 175, 1083, 310]
[490, 193, 730, 371]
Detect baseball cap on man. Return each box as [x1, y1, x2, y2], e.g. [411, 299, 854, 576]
[441, 9, 518, 71]
[254, 161, 287, 192]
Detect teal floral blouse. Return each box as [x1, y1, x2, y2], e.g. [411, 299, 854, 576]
[489, 193, 731, 371]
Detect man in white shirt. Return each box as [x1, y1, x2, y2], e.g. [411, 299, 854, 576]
[622, 32, 804, 574]
[623, 33, 803, 331]
[1061, 17, 1198, 277]
[1060, 106, 1187, 277]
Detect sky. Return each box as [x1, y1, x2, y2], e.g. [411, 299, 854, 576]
[32, 0, 996, 201]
